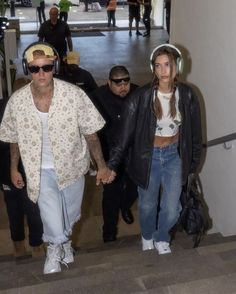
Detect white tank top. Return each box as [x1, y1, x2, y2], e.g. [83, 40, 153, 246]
[155, 89, 182, 137]
[37, 110, 55, 169]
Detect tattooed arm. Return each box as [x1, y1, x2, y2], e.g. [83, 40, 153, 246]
[84, 133, 116, 185]
[10, 143, 25, 189]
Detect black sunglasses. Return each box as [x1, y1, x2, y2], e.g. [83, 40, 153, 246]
[28, 64, 54, 74]
[110, 77, 130, 84]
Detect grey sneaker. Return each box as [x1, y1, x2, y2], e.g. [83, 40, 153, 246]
[43, 244, 62, 274]
[62, 240, 74, 264]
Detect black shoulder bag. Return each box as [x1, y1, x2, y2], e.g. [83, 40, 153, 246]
[179, 174, 208, 247]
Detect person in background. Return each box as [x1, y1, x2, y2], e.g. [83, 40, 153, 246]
[139, 0, 152, 37]
[165, 0, 171, 38]
[61, 51, 98, 94]
[106, 0, 117, 28]
[0, 43, 114, 274]
[90, 66, 138, 243]
[37, 0, 46, 25]
[38, 7, 73, 61]
[54, 0, 79, 23]
[0, 81, 44, 259]
[108, 44, 202, 254]
[83, 0, 89, 11]
[127, 0, 142, 36]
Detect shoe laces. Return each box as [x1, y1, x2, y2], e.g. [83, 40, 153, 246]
[160, 241, 170, 250]
[47, 244, 68, 268]
[62, 241, 74, 256]
[156, 241, 171, 253]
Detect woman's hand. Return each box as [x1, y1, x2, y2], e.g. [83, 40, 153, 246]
[96, 167, 116, 185]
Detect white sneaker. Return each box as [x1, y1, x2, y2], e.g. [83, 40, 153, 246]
[141, 236, 154, 251]
[62, 240, 74, 263]
[43, 244, 62, 274]
[154, 241, 171, 255]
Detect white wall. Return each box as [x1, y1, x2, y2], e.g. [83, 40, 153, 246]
[170, 0, 236, 235]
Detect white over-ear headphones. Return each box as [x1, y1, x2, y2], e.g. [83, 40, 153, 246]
[150, 44, 184, 75]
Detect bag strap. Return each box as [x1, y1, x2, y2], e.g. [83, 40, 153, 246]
[188, 174, 205, 248]
[186, 174, 201, 200]
[193, 229, 204, 248]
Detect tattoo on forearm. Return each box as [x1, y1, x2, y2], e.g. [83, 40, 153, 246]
[84, 133, 106, 169]
[10, 143, 20, 171]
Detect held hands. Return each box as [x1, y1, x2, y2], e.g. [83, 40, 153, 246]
[11, 170, 25, 189]
[96, 167, 116, 186]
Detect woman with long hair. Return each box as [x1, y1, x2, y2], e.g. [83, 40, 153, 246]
[108, 44, 202, 254]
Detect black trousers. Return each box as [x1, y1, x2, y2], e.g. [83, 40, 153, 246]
[165, 2, 171, 35]
[102, 172, 138, 238]
[60, 11, 68, 23]
[37, 1, 46, 24]
[143, 6, 152, 34]
[3, 185, 43, 247]
[107, 10, 116, 27]
[84, 0, 90, 11]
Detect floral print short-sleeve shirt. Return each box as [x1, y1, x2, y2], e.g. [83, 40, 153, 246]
[0, 78, 105, 203]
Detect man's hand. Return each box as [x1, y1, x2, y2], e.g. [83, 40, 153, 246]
[10, 143, 24, 189]
[11, 169, 25, 189]
[96, 167, 116, 185]
[84, 133, 117, 185]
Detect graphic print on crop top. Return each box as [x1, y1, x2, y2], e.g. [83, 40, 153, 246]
[155, 89, 181, 137]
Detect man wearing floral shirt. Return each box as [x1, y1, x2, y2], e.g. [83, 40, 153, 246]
[0, 43, 114, 275]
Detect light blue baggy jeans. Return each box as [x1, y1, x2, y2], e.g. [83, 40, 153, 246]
[38, 169, 85, 244]
[138, 142, 182, 242]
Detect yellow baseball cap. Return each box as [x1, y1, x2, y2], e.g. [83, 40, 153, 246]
[25, 44, 56, 63]
[64, 51, 80, 65]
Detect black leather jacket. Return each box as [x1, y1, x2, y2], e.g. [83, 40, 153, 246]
[108, 82, 202, 189]
[90, 83, 138, 162]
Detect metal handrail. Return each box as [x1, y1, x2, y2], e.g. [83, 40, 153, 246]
[204, 132, 236, 148]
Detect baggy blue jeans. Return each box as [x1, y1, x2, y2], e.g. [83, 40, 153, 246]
[138, 142, 182, 242]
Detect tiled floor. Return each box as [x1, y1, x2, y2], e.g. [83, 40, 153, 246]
[0, 26, 168, 256]
[16, 28, 168, 85]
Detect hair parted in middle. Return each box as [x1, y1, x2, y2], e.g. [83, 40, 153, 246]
[151, 45, 180, 120]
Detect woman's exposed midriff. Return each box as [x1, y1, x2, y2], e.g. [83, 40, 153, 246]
[153, 133, 179, 148]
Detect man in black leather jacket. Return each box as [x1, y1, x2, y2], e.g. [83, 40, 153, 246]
[90, 65, 139, 242]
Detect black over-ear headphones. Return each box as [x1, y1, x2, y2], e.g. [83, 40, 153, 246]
[22, 42, 60, 75]
[150, 44, 183, 75]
